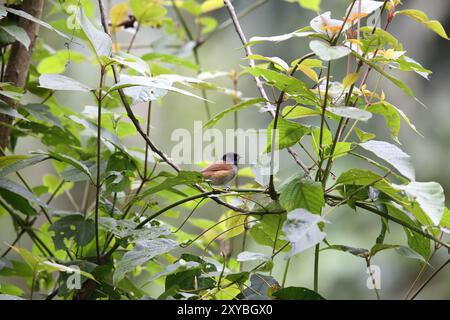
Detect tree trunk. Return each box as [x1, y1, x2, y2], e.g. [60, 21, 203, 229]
[0, 0, 45, 149]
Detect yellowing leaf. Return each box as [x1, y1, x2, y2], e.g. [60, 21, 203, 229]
[109, 3, 128, 27]
[298, 0, 321, 12]
[201, 0, 224, 13]
[297, 65, 318, 82]
[396, 9, 449, 40]
[342, 72, 359, 88]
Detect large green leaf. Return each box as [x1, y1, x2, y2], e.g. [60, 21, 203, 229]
[247, 29, 314, 47]
[39, 74, 92, 92]
[359, 140, 415, 181]
[109, 75, 205, 101]
[327, 107, 372, 121]
[283, 208, 327, 257]
[49, 214, 95, 250]
[129, 0, 167, 26]
[0, 179, 45, 214]
[267, 118, 309, 152]
[393, 182, 445, 226]
[2, 6, 70, 40]
[279, 175, 324, 213]
[141, 53, 199, 70]
[243, 66, 312, 95]
[77, 7, 112, 60]
[0, 154, 48, 178]
[0, 24, 30, 49]
[310, 40, 350, 61]
[396, 9, 449, 40]
[99, 217, 171, 241]
[38, 151, 93, 182]
[113, 238, 178, 285]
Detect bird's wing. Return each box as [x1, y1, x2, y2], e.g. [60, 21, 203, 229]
[201, 162, 233, 173]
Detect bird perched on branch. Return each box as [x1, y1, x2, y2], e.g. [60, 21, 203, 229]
[201, 152, 239, 186]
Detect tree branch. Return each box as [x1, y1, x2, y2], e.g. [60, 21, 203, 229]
[0, 0, 45, 148]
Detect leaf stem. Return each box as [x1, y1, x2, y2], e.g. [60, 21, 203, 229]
[94, 65, 105, 263]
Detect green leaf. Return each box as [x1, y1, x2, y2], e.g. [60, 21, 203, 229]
[197, 16, 217, 35]
[0, 103, 27, 121]
[0, 154, 48, 178]
[243, 66, 312, 95]
[113, 238, 178, 285]
[108, 52, 150, 76]
[396, 9, 449, 40]
[279, 176, 324, 213]
[21, 104, 63, 129]
[0, 178, 45, 211]
[440, 208, 450, 231]
[39, 74, 93, 92]
[37, 50, 85, 74]
[38, 151, 93, 182]
[393, 182, 445, 226]
[249, 212, 288, 250]
[3, 6, 70, 40]
[204, 98, 265, 128]
[49, 214, 95, 250]
[359, 140, 415, 181]
[141, 53, 199, 71]
[367, 102, 401, 140]
[342, 72, 360, 89]
[283, 208, 327, 257]
[298, 0, 320, 11]
[247, 29, 313, 47]
[0, 24, 30, 49]
[239, 274, 279, 299]
[369, 243, 399, 258]
[236, 251, 271, 262]
[247, 54, 290, 71]
[201, 0, 224, 13]
[129, 0, 167, 25]
[354, 127, 376, 142]
[273, 287, 325, 300]
[77, 7, 112, 60]
[336, 168, 399, 199]
[327, 107, 372, 121]
[99, 217, 171, 241]
[309, 40, 350, 61]
[395, 246, 427, 263]
[267, 118, 309, 152]
[282, 106, 321, 119]
[109, 75, 205, 101]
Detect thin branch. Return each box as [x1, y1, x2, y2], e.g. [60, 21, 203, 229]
[326, 195, 450, 250]
[410, 258, 450, 300]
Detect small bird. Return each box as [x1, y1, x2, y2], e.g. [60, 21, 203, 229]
[201, 152, 239, 186]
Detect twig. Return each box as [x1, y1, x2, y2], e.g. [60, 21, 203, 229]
[410, 258, 450, 300]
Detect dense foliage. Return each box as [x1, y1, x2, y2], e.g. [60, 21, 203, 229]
[0, 0, 449, 300]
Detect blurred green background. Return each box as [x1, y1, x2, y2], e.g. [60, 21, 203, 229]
[1, 0, 449, 299]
